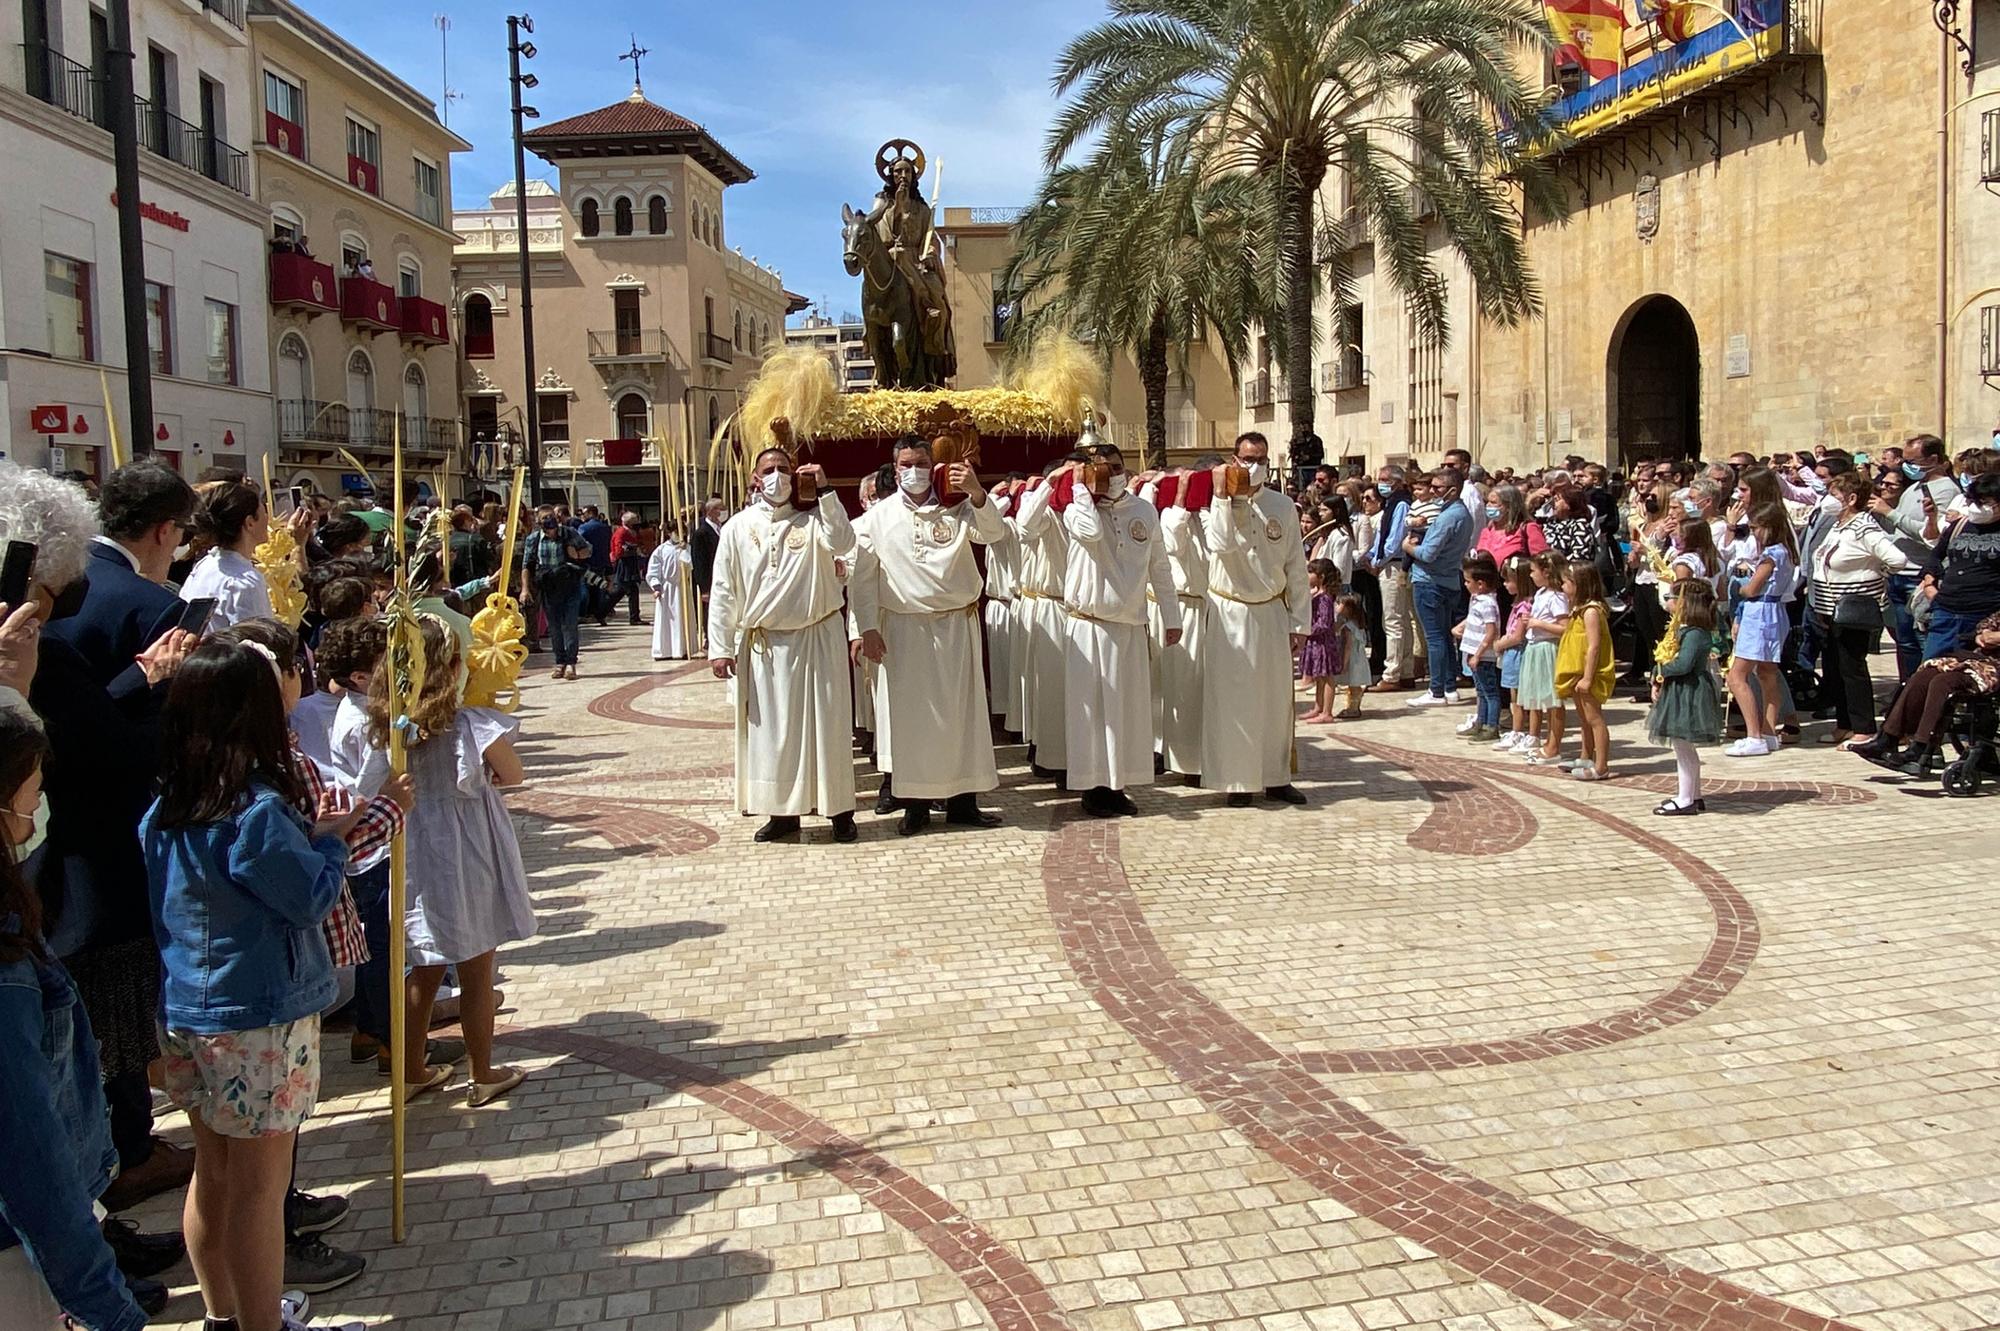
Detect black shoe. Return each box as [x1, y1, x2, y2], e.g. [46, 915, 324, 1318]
[1226, 793, 1253, 808]
[284, 1234, 366, 1293]
[126, 1275, 168, 1316]
[103, 1216, 184, 1278]
[1081, 787, 1119, 819]
[1894, 743, 1937, 779]
[754, 816, 801, 843]
[1652, 798, 1706, 816]
[1849, 733, 1899, 762]
[285, 1190, 350, 1239]
[1153, 752, 1166, 774]
[1264, 784, 1308, 806]
[1030, 763, 1060, 780]
[898, 805, 931, 837]
[874, 787, 899, 816]
[830, 813, 857, 843]
[943, 794, 1001, 828]
[1110, 790, 1139, 817]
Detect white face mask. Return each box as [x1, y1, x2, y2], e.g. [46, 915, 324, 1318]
[4, 792, 48, 860]
[1105, 473, 1129, 500]
[898, 465, 931, 498]
[1243, 461, 1269, 490]
[759, 471, 792, 505]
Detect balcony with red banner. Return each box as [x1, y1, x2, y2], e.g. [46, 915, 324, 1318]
[265, 110, 304, 159]
[399, 295, 450, 346]
[269, 251, 337, 314]
[347, 153, 378, 195]
[339, 275, 400, 332]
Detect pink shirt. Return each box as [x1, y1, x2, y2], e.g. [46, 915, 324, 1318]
[1475, 521, 1548, 563]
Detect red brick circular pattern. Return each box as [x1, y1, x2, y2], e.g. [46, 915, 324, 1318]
[1313, 739, 1540, 856]
[587, 663, 734, 731]
[1289, 742, 1759, 1073]
[508, 788, 720, 857]
[1045, 813, 1860, 1331]
[501, 1024, 1075, 1331]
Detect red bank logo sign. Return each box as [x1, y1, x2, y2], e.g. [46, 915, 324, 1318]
[30, 404, 70, 434]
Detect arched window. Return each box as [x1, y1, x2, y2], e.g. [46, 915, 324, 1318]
[707, 395, 720, 445]
[402, 362, 428, 431]
[272, 206, 304, 248]
[345, 349, 374, 444]
[613, 197, 633, 236]
[463, 293, 495, 359]
[397, 256, 421, 299]
[712, 212, 722, 247]
[647, 194, 668, 234]
[275, 333, 312, 406]
[759, 318, 770, 352]
[580, 198, 600, 237]
[733, 309, 743, 350]
[615, 392, 649, 440]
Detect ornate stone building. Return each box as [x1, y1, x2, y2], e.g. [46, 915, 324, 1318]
[451, 82, 803, 513]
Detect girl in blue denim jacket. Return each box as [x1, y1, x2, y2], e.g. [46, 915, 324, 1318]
[142, 639, 354, 1331]
[0, 693, 146, 1331]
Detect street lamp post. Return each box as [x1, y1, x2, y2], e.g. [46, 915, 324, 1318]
[106, 0, 153, 455]
[508, 14, 541, 503]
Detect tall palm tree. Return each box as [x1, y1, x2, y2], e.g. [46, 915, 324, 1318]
[1049, 0, 1565, 456]
[1002, 128, 1266, 469]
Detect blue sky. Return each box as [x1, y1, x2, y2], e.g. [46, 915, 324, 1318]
[307, 0, 1102, 321]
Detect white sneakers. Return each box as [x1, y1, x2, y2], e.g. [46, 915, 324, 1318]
[1491, 730, 1523, 751]
[1455, 714, 1481, 735]
[1407, 691, 1461, 708]
[1723, 735, 1780, 757]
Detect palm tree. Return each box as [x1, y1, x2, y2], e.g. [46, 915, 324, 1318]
[1002, 128, 1265, 469]
[1049, 0, 1565, 456]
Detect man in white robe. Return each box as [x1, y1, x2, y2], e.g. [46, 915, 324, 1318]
[1055, 447, 1181, 817]
[708, 451, 861, 843]
[646, 528, 690, 660]
[1147, 461, 1217, 780]
[1201, 432, 1311, 806]
[1010, 457, 1083, 785]
[982, 476, 1025, 736]
[849, 435, 1005, 836]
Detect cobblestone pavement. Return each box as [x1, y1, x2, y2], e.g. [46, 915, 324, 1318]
[141, 622, 2000, 1331]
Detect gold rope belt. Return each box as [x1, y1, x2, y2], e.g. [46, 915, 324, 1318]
[1066, 606, 1146, 627]
[741, 604, 845, 659]
[1207, 588, 1285, 608]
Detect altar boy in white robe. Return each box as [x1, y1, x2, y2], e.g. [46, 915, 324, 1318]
[1057, 446, 1181, 817]
[1201, 431, 1311, 807]
[708, 450, 862, 843]
[848, 433, 1005, 837]
[647, 524, 690, 660]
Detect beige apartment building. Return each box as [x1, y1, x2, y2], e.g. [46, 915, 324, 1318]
[248, 0, 467, 497]
[783, 310, 875, 393]
[936, 206, 1241, 461]
[1946, 3, 2000, 448]
[452, 84, 803, 513]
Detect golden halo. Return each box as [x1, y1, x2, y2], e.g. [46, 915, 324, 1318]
[875, 138, 926, 184]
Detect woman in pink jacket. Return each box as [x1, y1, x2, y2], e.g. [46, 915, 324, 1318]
[1475, 484, 1549, 563]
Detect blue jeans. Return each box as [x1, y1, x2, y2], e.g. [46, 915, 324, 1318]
[1412, 579, 1459, 697]
[542, 578, 584, 665]
[1886, 573, 1923, 680]
[1472, 659, 1502, 728]
[349, 864, 391, 1044]
[1923, 604, 1990, 660]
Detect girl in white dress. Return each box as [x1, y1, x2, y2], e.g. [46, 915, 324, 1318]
[366, 617, 535, 1106]
[646, 527, 690, 660]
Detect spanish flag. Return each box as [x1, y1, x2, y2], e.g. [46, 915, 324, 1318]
[1637, 0, 1696, 42]
[1546, 0, 1627, 80]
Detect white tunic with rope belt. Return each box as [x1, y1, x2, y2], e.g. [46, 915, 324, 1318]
[1200, 486, 1311, 793]
[1155, 502, 1210, 775]
[1011, 482, 1072, 770]
[706, 493, 861, 817]
[1059, 485, 1180, 791]
[849, 487, 1004, 800]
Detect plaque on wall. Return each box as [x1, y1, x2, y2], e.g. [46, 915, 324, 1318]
[1635, 174, 1660, 243]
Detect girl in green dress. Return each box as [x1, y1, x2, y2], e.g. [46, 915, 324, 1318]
[1649, 579, 1724, 816]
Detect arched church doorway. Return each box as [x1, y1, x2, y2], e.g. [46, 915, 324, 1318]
[1609, 295, 1700, 467]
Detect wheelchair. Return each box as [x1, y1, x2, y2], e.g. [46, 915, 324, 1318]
[1939, 692, 1999, 798]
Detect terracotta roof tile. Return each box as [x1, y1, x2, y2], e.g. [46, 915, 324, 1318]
[523, 97, 702, 140]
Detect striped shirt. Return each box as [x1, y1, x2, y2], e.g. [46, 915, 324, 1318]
[1807, 517, 1919, 616]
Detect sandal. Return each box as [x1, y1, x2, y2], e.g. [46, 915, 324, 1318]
[404, 1063, 454, 1100]
[1570, 767, 1607, 782]
[469, 1067, 527, 1107]
[1653, 798, 1705, 815]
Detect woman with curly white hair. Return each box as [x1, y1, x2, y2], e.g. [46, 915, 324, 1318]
[0, 460, 97, 620]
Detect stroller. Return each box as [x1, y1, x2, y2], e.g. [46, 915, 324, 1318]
[1939, 692, 2000, 797]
